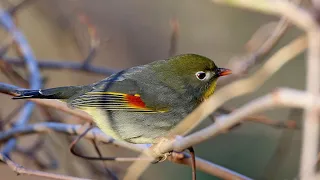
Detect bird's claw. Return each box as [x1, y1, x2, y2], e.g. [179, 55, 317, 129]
[151, 152, 172, 164]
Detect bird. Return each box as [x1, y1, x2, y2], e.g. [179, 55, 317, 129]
[13, 54, 232, 144]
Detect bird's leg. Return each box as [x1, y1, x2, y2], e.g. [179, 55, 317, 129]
[188, 147, 196, 180]
[150, 136, 197, 180]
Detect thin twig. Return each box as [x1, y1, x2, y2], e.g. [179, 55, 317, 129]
[77, 14, 100, 67]
[219, 0, 302, 86]
[0, 4, 41, 157]
[7, 0, 35, 15]
[3, 57, 117, 75]
[15, 137, 57, 170]
[0, 122, 252, 180]
[213, 0, 317, 31]
[168, 18, 179, 57]
[0, 153, 90, 180]
[216, 107, 298, 129]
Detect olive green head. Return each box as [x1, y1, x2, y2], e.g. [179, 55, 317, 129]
[152, 54, 232, 101]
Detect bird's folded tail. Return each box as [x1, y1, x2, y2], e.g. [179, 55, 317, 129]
[12, 86, 89, 100]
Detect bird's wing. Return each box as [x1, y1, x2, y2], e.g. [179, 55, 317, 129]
[69, 66, 172, 113]
[70, 91, 167, 113]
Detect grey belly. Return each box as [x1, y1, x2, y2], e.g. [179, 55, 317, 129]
[106, 110, 187, 144]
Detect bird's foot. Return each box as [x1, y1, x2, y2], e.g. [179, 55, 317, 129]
[150, 135, 184, 163]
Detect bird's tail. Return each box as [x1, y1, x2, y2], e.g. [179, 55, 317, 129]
[13, 86, 89, 100]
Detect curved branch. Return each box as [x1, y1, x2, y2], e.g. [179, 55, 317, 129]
[0, 153, 91, 180]
[0, 5, 41, 156]
[124, 88, 320, 179]
[0, 122, 252, 180]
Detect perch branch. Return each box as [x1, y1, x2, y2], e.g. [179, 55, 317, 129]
[0, 122, 252, 180]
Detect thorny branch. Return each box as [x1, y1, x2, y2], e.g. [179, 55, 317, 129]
[0, 0, 317, 180]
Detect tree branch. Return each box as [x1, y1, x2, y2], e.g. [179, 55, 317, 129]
[0, 122, 252, 180]
[3, 57, 117, 75]
[0, 4, 41, 157]
[0, 153, 91, 180]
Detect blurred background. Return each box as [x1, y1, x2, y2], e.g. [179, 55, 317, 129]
[0, 0, 306, 179]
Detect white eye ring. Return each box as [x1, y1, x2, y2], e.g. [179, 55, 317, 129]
[195, 71, 210, 81]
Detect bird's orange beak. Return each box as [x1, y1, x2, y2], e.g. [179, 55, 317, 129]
[217, 68, 232, 77]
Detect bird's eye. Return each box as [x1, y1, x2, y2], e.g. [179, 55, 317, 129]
[195, 71, 208, 81]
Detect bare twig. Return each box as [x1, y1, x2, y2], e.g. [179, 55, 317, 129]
[300, 29, 320, 180]
[213, 0, 317, 31]
[170, 153, 251, 180]
[223, 18, 289, 83]
[1, 11, 116, 76]
[77, 14, 100, 67]
[216, 107, 298, 129]
[0, 122, 252, 180]
[219, 0, 303, 86]
[15, 137, 58, 170]
[69, 123, 118, 180]
[7, 0, 35, 15]
[0, 153, 90, 180]
[3, 57, 117, 75]
[0, 4, 41, 157]
[168, 18, 179, 57]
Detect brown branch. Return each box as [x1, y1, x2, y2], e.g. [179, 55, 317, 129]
[0, 153, 91, 180]
[0, 122, 252, 180]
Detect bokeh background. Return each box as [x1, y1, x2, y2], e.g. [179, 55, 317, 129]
[0, 0, 306, 179]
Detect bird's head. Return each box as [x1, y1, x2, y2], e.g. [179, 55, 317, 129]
[152, 54, 232, 101]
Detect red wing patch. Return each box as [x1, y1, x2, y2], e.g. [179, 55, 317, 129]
[125, 94, 146, 108]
